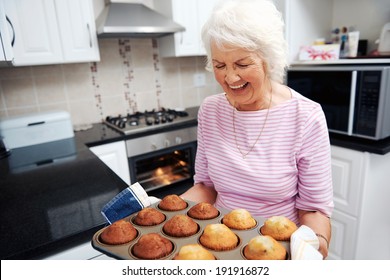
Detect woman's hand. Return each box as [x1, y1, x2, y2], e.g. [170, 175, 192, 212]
[180, 183, 217, 204]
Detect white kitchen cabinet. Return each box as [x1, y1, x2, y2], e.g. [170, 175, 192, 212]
[2, 0, 99, 66]
[153, 0, 217, 57]
[0, 0, 14, 65]
[329, 146, 390, 259]
[53, 0, 100, 63]
[89, 141, 130, 186]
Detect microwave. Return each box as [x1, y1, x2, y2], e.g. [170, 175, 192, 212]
[287, 65, 390, 140]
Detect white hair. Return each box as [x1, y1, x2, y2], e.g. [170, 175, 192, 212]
[201, 0, 289, 83]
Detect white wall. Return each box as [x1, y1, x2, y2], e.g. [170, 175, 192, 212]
[332, 0, 390, 53]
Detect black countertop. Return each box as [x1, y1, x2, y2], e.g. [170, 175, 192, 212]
[0, 107, 199, 260]
[0, 105, 389, 259]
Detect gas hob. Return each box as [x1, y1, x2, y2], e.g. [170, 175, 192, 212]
[104, 107, 198, 135]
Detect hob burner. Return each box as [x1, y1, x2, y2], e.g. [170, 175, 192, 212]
[104, 108, 195, 135]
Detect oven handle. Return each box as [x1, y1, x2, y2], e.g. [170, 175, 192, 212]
[347, 70, 357, 136]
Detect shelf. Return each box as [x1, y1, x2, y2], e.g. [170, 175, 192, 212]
[290, 58, 390, 66]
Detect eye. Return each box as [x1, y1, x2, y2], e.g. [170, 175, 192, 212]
[236, 63, 249, 68]
[214, 64, 225, 70]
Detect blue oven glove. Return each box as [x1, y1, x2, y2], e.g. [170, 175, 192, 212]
[101, 182, 152, 224]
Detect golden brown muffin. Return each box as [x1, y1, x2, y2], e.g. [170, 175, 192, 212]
[133, 207, 166, 226]
[173, 244, 216, 260]
[243, 235, 287, 260]
[199, 224, 239, 251]
[187, 202, 219, 220]
[158, 194, 187, 211]
[99, 219, 138, 245]
[163, 214, 199, 237]
[260, 216, 298, 241]
[222, 209, 257, 230]
[132, 233, 173, 259]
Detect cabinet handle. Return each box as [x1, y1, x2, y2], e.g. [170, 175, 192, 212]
[6, 16, 15, 46]
[87, 23, 92, 48]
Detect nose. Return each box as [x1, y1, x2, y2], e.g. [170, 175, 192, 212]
[225, 68, 240, 84]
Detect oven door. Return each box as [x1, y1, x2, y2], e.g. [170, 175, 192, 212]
[128, 141, 197, 198]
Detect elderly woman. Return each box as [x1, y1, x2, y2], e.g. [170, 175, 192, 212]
[181, 0, 334, 258]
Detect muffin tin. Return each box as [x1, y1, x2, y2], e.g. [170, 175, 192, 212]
[91, 200, 290, 260]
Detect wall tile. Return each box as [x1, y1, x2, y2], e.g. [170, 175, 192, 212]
[0, 38, 220, 125]
[0, 66, 32, 80]
[69, 99, 101, 125]
[2, 78, 36, 108]
[64, 72, 95, 101]
[35, 75, 66, 105]
[135, 90, 158, 111]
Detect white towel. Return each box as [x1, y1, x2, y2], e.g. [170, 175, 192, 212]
[290, 225, 323, 260]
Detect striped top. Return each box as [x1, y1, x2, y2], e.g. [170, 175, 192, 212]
[193, 90, 334, 224]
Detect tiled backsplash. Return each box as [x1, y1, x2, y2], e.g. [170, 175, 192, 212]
[0, 38, 220, 126]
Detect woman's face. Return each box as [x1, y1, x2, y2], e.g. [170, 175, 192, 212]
[211, 43, 269, 110]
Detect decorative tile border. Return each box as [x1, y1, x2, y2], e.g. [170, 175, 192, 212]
[119, 39, 137, 114]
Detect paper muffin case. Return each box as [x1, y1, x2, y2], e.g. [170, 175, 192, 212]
[91, 200, 290, 260]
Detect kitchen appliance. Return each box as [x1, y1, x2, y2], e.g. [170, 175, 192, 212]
[96, 2, 185, 38]
[126, 126, 197, 198]
[378, 22, 390, 55]
[104, 107, 194, 135]
[105, 107, 198, 197]
[287, 65, 390, 140]
[0, 111, 74, 149]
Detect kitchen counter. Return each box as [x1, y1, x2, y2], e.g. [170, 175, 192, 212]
[329, 133, 390, 155]
[0, 108, 199, 260]
[0, 104, 389, 259]
[0, 127, 124, 260]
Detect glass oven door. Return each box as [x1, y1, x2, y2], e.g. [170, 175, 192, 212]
[128, 142, 196, 195]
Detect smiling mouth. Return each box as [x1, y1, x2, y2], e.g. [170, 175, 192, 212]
[229, 82, 248, 90]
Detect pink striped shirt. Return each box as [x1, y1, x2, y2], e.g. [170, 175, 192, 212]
[194, 90, 334, 224]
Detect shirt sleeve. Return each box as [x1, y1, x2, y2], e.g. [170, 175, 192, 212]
[295, 105, 334, 217]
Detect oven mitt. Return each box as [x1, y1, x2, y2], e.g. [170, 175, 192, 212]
[101, 182, 152, 224]
[290, 225, 323, 260]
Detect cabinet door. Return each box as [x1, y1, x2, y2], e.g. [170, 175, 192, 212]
[55, 0, 100, 62]
[155, 0, 217, 57]
[331, 146, 366, 216]
[0, 0, 14, 64]
[90, 141, 130, 185]
[4, 0, 63, 66]
[197, 0, 216, 55]
[328, 209, 358, 260]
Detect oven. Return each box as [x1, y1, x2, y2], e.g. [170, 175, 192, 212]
[126, 126, 197, 198]
[104, 107, 199, 198]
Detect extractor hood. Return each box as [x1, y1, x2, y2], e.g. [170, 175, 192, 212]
[96, 2, 185, 38]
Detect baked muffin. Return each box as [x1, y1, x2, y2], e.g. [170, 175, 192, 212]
[260, 216, 298, 241]
[158, 194, 187, 211]
[243, 235, 287, 260]
[99, 219, 138, 245]
[132, 233, 173, 259]
[222, 209, 257, 230]
[173, 244, 215, 260]
[163, 214, 199, 237]
[187, 202, 219, 220]
[199, 224, 239, 251]
[133, 207, 166, 226]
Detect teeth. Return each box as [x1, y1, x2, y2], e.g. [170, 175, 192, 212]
[229, 83, 247, 89]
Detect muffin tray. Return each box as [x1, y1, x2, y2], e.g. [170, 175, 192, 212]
[91, 200, 290, 260]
